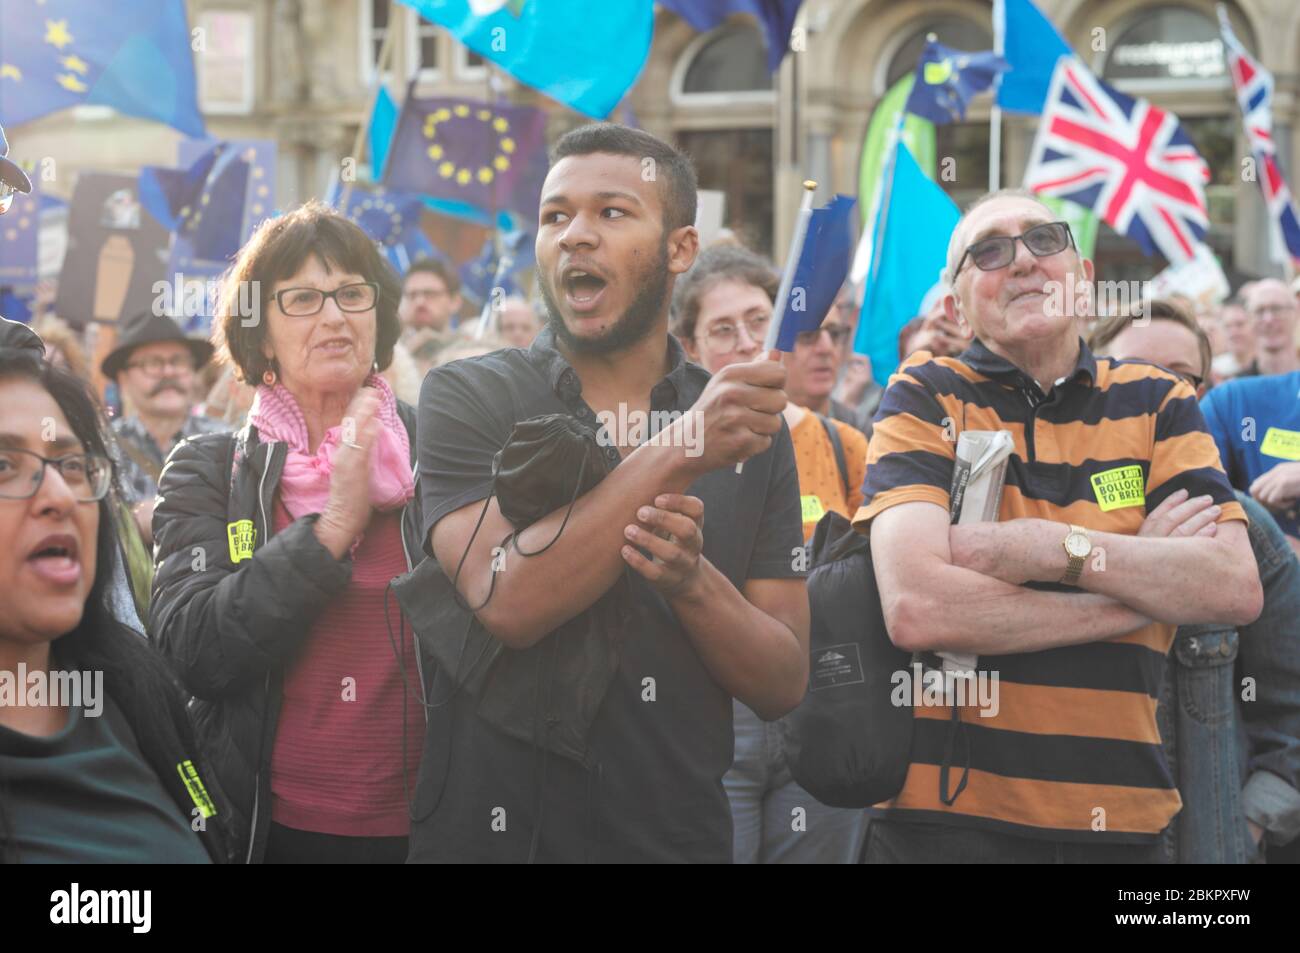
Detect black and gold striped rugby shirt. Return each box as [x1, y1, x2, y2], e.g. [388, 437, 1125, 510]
[853, 337, 1246, 842]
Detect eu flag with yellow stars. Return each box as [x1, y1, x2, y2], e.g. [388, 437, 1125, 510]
[382, 96, 548, 222]
[324, 179, 431, 275]
[0, 0, 204, 137]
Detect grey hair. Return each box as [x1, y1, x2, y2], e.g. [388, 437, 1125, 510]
[942, 188, 1058, 291]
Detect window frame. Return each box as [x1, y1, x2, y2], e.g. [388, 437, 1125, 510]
[454, 41, 488, 82]
[670, 25, 777, 108]
[195, 7, 255, 116]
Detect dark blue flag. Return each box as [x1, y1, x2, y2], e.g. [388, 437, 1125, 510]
[0, 173, 40, 284]
[175, 139, 276, 266]
[148, 140, 276, 334]
[458, 229, 534, 310]
[383, 97, 548, 223]
[904, 39, 1008, 124]
[659, 0, 804, 72]
[139, 144, 222, 233]
[139, 142, 251, 263]
[0, 0, 204, 137]
[0, 288, 33, 324]
[774, 194, 856, 351]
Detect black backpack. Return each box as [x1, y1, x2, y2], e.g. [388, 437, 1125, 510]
[781, 509, 914, 808]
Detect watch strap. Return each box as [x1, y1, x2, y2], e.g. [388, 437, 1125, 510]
[1061, 523, 1088, 586]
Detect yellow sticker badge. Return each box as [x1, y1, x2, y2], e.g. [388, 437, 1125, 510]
[177, 760, 217, 818]
[1090, 465, 1146, 512]
[800, 494, 826, 524]
[1260, 427, 1300, 461]
[227, 519, 256, 563]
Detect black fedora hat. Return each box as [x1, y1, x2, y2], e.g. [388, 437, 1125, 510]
[0, 123, 33, 197]
[101, 311, 215, 379]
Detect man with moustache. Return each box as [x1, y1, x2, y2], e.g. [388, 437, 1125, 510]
[410, 123, 809, 863]
[102, 311, 226, 545]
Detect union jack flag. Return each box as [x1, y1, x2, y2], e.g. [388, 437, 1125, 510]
[1218, 5, 1300, 265]
[1022, 56, 1210, 265]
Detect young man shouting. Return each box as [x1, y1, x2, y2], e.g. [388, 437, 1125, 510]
[410, 124, 809, 863]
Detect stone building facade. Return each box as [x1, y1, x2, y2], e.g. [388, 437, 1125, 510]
[10, 0, 1300, 281]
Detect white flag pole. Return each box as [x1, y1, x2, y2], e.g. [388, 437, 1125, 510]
[736, 179, 817, 475]
[342, 1, 397, 210]
[475, 250, 514, 340]
[763, 179, 819, 352]
[990, 0, 1005, 192]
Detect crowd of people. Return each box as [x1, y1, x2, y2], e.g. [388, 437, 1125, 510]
[0, 121, 1297, 864]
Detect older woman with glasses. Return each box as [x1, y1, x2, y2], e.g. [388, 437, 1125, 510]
[0, 320, 231, 862]
[149, 201, 427, 864]
[669, 244, 870, 865]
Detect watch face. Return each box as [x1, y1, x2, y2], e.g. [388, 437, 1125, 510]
[1066, 533, 1091, 558]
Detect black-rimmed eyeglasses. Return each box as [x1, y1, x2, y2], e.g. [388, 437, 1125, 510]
[0, 449, 113, 502]
[274, 282, 379, 317]
[953, 221, 1075, 279]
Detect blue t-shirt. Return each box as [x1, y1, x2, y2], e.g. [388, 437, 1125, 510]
[1200, 370, 1300, 538]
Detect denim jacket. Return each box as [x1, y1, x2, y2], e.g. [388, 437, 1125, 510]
[1160, 492, 1300, 862]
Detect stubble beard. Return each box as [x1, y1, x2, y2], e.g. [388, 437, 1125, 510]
[541, 240, 671, 356]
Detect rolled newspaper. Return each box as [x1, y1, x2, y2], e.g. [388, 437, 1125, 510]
[939, 430, 1016, 683]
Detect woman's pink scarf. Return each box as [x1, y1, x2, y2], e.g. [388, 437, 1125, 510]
[248, 373, 414, 523]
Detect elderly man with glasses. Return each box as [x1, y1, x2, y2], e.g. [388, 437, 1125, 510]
[854, 188, 1261, 863]
[100, 311, 228, 546]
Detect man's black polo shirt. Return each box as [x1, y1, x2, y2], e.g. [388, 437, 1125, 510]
[409, 326, 805, 863]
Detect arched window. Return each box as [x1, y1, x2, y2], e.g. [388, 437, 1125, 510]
[670, 22, 776, 255]
[676, 24, 775, 100]
[1100, 5, 1240, 84]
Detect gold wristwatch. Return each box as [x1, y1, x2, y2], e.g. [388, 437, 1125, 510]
[1060, 524, 1091, 586]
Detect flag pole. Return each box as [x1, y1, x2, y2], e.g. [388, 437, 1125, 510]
[736, 179, 817, 474]
[764, 179, 819, 352]
[990, 0, 1005, 192]
[868, 115, 905, 291]
[480, 61, 504, 338]
[475, 249, 514, 340]
[342, 0, 398, 209]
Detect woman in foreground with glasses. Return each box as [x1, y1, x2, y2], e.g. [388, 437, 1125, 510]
[0, 330, 230, 862]
[670, 243, 871, 865]
[149, 202, 426, 864]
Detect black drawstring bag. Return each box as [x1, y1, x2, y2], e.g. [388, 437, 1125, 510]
[391, 413, 632, 765]
[494, 415, 603, 530]
[780, 511, 916, 807]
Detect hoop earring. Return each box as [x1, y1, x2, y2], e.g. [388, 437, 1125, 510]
[262, 367, 277, 387]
